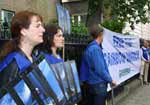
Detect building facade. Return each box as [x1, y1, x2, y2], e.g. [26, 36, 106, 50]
[0, 0, 59, 24]
[0, 0, 61, 38]
[62, 0, 88, 24]
[123, 23, 150, 40]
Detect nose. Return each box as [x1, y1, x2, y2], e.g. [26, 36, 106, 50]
[41, 26, 45, 33]
[62, 36, 64, 41]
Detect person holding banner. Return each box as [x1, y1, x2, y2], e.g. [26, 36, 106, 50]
[140, 40, 150, 84]
[0, 11, 45, 104]
[148, 41, 150, 82]
[40, 24, 65, 64]
[80, 24, 116, 105]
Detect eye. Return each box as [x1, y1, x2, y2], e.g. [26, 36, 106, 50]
[35, 23, 43, 28]
[58, 34, 63, 37]
[35, 24, 40, 28]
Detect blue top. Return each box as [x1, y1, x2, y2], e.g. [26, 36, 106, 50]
[41, 52, 63, 64]
[142, 46, 150, 61]
[0, 52, 32, 72]
[0, 51, 33, 105]
[0, 51, 61, 104]
[80, 40, 112, 84]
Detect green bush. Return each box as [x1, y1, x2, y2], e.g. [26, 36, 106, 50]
[71, 22, 88, 35]
[47, 18, 88, 35]
[102, 19, 125, 33]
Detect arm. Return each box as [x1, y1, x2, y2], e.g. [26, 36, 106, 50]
[90, 48, 112, 83]
[0, 60, 19, 88]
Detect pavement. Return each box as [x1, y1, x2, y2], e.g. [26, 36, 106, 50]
[116, 85, 150, 105]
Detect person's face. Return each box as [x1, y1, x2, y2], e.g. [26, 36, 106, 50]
[148, 42, 150, 48]
[144, 41, 149, 48]
[53, 29, 64, 48]
[98, 32, 104, 44]
[21, 16, 45, 46]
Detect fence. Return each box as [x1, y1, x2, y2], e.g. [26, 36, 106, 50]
[0, 33, 90, 70]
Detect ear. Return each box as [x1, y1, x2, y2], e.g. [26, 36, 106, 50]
[20, 28, 27, 36]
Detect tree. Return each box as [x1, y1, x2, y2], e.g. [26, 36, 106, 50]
[111, 0, 149, 29]
[86, 0, 104, 26]
[86, 0, 150, 29]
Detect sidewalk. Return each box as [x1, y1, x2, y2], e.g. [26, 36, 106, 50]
[117, 85, 150, 105]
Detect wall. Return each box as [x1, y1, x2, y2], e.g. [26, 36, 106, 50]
[0, 0, 59, 23]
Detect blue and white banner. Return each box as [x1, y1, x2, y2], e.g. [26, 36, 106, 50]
[102, 29, 141, 85]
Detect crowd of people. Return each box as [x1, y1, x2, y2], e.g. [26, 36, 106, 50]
[0, 10, 150, 105]
[0, 11, 65, 105]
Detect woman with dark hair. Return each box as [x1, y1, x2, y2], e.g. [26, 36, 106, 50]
[0, 11, 45, 104]
[41, 24, 64, 64]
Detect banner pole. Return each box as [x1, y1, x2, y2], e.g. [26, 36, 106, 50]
[63, 44, 65, 60]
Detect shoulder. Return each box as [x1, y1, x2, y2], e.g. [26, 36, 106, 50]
[0, 52, 18, 71]
[86, 42, 100, 53]
[42, 52, 63, 64]
[0, 52, 31, 72]
[41, 51, 52, 59]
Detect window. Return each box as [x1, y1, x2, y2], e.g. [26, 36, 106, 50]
[0, 9, 15, 39]
[71, 14, 87, 24]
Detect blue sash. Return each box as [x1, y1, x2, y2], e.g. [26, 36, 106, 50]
[41, 52, 63, 64]
[142, 47, 149, 61]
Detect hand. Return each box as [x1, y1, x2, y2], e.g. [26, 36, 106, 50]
[111, 80, 117, 87]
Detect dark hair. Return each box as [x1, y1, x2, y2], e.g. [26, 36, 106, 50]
[0, 11, 42, 61]
[42, 24, 62, 54]
[89, 24, 104, 39]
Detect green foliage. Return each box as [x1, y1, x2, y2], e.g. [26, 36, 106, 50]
[71, 22, 88, 35]
[110, 0, 149, 24]
[102, 19, 125, 33]
[87, 0, 101, 16]
[86, 0, 103, 25]
[46, 19, 88, 35]
[87, 0, 149, 27]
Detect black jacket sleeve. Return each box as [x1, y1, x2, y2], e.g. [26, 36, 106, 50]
[0, 60, 19, 88]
